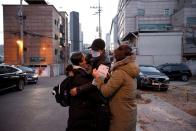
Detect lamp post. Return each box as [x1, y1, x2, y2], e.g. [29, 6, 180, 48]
[91, 0, 102, 38]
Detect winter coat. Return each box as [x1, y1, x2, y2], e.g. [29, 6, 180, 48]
[96, 56, 140, 131]
[66, 67, 110, 131]
[66, 67, 97, 131]
[71, 51, 111, 131]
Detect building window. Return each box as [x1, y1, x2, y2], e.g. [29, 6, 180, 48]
[138, 24, 172, 31]
[187, 17, 196, 27]
[138, 9, 145, 16]
[55, 49, 58, 55]
[55, 34, 58, 40]
[164, 9, 170, 16]
[54, 19, 57, 25]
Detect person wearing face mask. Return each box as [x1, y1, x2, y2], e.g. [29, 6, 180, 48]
[88, 38, 111, 69]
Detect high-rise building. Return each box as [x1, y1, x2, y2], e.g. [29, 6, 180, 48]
[70, 11, 80, 52]
[109, 16, 119, 51]
[79, 23, 84, 51]
[3, 0, 69, 76]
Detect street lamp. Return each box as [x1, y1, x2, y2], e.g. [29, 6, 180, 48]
[16, 39, 23, 65]
[90, 0, 102, 38]
[42, 47, 46, 51]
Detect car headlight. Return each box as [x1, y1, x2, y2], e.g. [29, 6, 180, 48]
[140, 75, 150, 82]
[32, 74, 38, 78]
[165, 77, 169, 81]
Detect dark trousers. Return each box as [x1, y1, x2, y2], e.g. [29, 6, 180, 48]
[96, 104, 110, 131]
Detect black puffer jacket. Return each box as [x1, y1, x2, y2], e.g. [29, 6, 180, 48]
[71, 52, 111, 131]
[66, 68, 99, 131]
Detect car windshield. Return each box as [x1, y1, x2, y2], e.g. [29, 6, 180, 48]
[140, 66, 160, 73]
[18, 66, 34, 72]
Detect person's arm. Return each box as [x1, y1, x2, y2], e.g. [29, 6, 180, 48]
[93, 69, 124, 97]
[69, 82, 96, 96]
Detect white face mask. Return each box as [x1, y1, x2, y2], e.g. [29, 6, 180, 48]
[91, 50, 101, 58]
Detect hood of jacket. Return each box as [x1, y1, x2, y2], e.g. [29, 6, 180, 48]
[112, 56, 139, 78]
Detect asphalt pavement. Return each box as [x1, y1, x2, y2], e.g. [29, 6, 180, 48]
[0, 76, 68, 131]
[0, 76, 196, 131]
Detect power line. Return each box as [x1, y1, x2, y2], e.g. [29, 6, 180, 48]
[4, 30, 69, 41]
[90, 0, 102, 38]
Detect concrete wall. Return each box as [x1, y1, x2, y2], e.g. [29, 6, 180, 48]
[137, 32, 183, 66]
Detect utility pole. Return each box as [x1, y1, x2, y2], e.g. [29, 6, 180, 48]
[18, 0, 24, 65]
[98, 0, 101, 38]
[90, 0, 102, 38]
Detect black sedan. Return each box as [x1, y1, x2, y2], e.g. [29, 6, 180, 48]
[0, 64, 26, 91]
[157, 63, 192, 81]
[137, 65, 170, 91]
[17, 66, 38, 84]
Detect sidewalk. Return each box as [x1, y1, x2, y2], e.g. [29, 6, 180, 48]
[136, 94, 196, 131]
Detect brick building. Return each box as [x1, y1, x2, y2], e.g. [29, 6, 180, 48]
[3, 0, 69, 76]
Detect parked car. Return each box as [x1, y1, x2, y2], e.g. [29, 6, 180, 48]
[0, 55, 3, 64]
[137, 65, 170, 91]
[157, 63, 192, 81]
[0, 64, 26, 91]
[17, 66, 38, 84]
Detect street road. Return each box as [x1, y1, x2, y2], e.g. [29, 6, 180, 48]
[1, 76, 195, 131]
[0, 76, 68, 131]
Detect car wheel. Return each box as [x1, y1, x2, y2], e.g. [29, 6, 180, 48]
[17, 80, 25, 91]
[181, 75, 188, 81]
[34, 80, 37, 84]
[137, 82, 142, 89]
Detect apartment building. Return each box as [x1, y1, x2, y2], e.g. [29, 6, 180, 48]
[117, 0, 177, 38]
[110, 16, 119, 51]
[116, 0, 196, 57]
[172, 0, 196, 60]
[3, 0, 69, 76]
[112, 0, 196, 69]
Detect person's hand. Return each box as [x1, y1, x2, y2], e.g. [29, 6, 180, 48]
[86, 64, 92, 74]
[70, 87, 77, 96]
[106, 72, 110, 80]
[92, 69, 99, 78]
